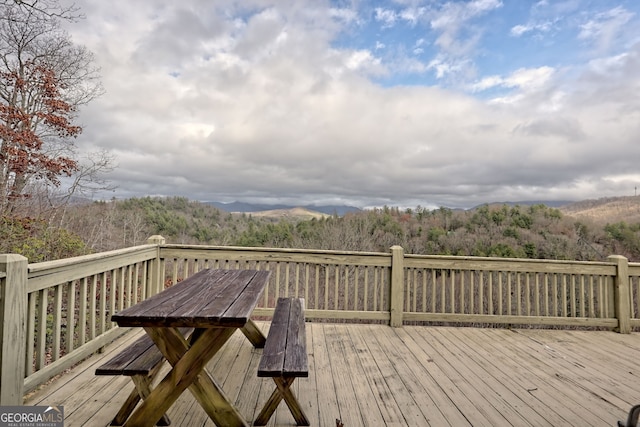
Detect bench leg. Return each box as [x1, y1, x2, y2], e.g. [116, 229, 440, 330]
[255, 377, 309, 426]
[110, 372, 171, 426]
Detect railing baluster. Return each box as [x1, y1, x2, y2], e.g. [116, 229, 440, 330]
[66, 281, 75, 355]
[304, 264, 310, 305]
[79, 277, 87, 346]
[26, 293, 36, 376]
[354, 267, 359, 311]
[99, 271, 107, 335]
[36, 289, 47, 370]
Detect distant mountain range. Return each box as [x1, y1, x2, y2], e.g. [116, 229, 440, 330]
[473, 200, 574, 209]
[207, 200, 582, 215]
[207, 199, 577, 217]
[206, 201, 361, 216]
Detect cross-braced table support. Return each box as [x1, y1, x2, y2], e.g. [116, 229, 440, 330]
[122, 324, 261, 427]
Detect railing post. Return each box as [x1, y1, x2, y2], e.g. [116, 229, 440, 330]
[0, 254, 28, 405]
[389, 246, 405, 327]
[609, 255, 631, 334]
[147, 235, 166, 297]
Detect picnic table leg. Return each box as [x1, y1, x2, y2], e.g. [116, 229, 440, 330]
[110, 367, 170, 426]
[240, 319, 266, 348]
[122, 327, 246, 427]
[110, 386, 141, 426]
[131, 375, 171, 426]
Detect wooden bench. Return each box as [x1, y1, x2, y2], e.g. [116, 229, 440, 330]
[95, 328, 192, 426]
[255, 297, 310, 426]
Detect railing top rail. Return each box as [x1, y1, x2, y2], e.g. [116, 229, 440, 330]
[404, 253, 617, 274]
[28, 244, 157, 274]
[160, 244, 392, 266]
[405, 253, 613, 266]
[26, 245, 159, 293]
[160, 244, 389, 258]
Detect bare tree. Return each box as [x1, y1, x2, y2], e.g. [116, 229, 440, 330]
[2, 0, 81, 20]
[0, 0, 105, 217]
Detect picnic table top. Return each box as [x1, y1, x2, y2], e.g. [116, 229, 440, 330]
[111, 269, 270, 328]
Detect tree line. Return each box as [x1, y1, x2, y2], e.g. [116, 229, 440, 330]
[3, 195, 638, 263]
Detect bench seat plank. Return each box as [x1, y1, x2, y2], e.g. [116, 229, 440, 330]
[96, 328, 192, 376]
[258, 297, 308, 378]
[256, 297, 309, 426]
[95, 334, 159, 376]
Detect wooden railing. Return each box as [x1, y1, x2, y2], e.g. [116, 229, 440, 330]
[158, 244, 638, 331]
[0, 235, 639, 405]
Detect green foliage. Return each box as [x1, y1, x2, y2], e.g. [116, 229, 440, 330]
[604, 222, 640, 258]
[7, 197, 637, 262]
[0, 216, 88, 261]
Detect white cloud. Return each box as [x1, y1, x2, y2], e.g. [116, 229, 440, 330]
[510, 24, 531, 37]
[330, 7, 359, 25]
[374, 8, 398, 28]
[426, 0, 502, 79]
[505, 66, 555, 90]
[578, 6, 634, 52]
[430, 0, 502, 33]
[510, 20, 553, 37]
[344, 50, 381, 71]
[398, 7, 426, 26]
[587, 52, 629, 74]
[57, 0, 640, 209]
[470, 66, 554, 92]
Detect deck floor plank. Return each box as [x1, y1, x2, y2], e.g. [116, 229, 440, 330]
[386, 326, 472, 426]
[521, 329, 640, 396]
[297, 321, 319, 426]
[309, 323, 342, 427]
[341, 325, 387, 426]
[428, 327, 544, 426]
[499, 329, 626, 423]
[402, 326, 497, 427]
[356, 325, 428, 426]
[454, 326, 575, 426]
[513, 329, 636, 410]
[324, 324, 366, 426]
[374, 325, 456, 426]
[24, 325, 640, 427]
[472, 328, 615, 426]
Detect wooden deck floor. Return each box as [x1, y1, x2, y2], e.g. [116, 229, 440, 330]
[26, 323, 640, 426]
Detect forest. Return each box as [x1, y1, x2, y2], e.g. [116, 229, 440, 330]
[2, 196, 639, 263]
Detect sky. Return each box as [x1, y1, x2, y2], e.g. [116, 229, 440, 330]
[61, 0, 640, 209]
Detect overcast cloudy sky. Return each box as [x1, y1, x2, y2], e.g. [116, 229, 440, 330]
[62, 0, 640, 209]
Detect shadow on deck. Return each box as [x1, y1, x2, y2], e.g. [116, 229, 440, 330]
[25, 322, 640, 426]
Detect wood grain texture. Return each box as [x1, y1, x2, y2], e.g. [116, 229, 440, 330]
[258, 298, 308, 377]
[27, 325, 640, 427]
[111, 269, 270, 327]
[255, 297, 309, 426]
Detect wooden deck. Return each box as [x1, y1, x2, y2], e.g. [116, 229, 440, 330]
[26, 323, 640, 426]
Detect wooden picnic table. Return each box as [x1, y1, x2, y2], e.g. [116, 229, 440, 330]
[111, 268, 271, 427]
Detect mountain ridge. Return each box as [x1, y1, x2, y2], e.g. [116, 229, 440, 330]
[207, 196, 640, 224]
[206, 201, 361, 216]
